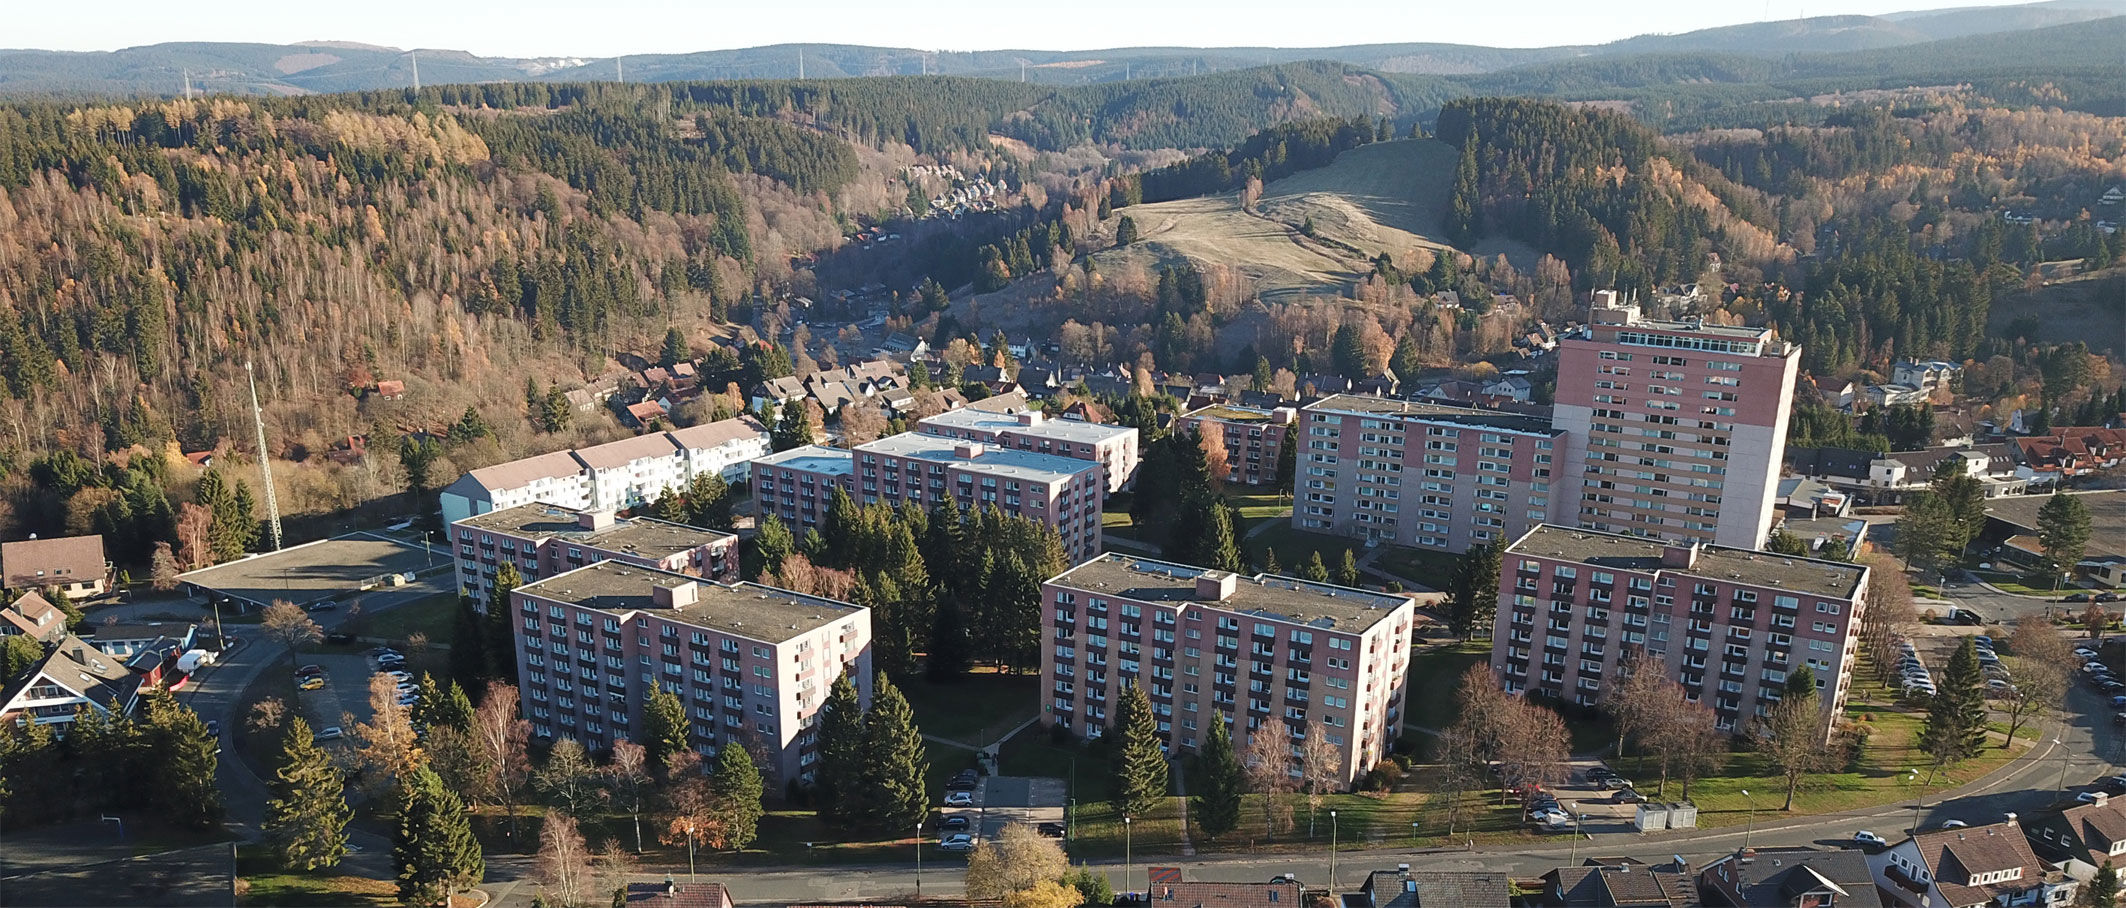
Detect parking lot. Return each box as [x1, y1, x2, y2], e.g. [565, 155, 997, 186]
[292, 647, 410, 743]
[938, 775, 1067, 849]
[177, 533, 439, 611]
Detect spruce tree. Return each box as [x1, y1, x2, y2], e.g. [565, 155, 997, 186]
[856, 674, 929, 832]
[1262, 548, 1283, 576]
[393, 765, 485, 906]
[815, 673, 866, 824]
[447, 595, 489, 692]
[745, 516, 794, 580]
[642, 686, 690, 774]
[487, 561, 522, 682]
[1109, 683, 1168, 818]
[1337, 549, 1361, 587]
[265, 717, 349, 870]
[1192, 717, 1244, 843]
[1302, 551, 1330, 583]
[1921, 638, 1990, 766]
[1199, 502, 1244, 572]
[660, 327, 689, 368]
[928, 599, 973, 681]
[2038, 492, 2093, 579]
[707, 743, 765, 850]
[140, 691, 222, 828]
[2078, 861, 2119, 908]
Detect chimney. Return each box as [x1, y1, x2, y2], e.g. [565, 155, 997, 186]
[653, 581, 699, 608]
[1661, 543, 1700, 569]
[664, 875, 678, 896]
[1195, 571, 1237, 602]
[954, 441, 985, 460]
[579, 509, 617, 531]
[1017, 411, 1044, 427]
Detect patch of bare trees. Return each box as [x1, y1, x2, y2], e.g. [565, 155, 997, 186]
[2003, 613, 2074, 744]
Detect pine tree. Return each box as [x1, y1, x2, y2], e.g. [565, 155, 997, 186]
[643, 685, 690, 774]
[1114, 215, 1139, 246]
[928, 599, 973, 681]
[856, 674, 929, 832]
[265, 717, 349, 870]
[1199, 501, 1244, 572]
[2077, 861, 2119, 908]
[661, 327, 690, 368]
[1921, 638, 1990, 766]
[1447, 133, 1483, 244]
[2038, 493, 2093, 580]
[1108, 683, 1168, 818]
[745, 516, 794, 580]
[1445, 541, 1504, 640]
[393, 765, 485, 906]
[487, 562, 522, 683]
[707, 743, 764, 850]
[1262, 548, 1282, 576]
[815, 673, 866, 824]
[1302, 551, 1330, 583]
[1336, 549, 1361, 587]
[1192, 717, 1244, 843]
[771, 402, 814, 452]
[139, 691, 223, 828]
[448, 595, 489, 693]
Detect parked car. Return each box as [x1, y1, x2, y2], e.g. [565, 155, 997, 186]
[1853, 831, 1888, 852]
[939, 816, 971, 831]
[2066, 593, 2094, 603]
[1037, 822, 1067, 838]
[2099, 593, 2122, 603]
[938, 833, 975, 852]
[325, 631, 355, 644]
[382, 670, 412, 683]
[296, 664, 324, 676]
[944, 791, 974, 807]
[306, 600, 338, 612]
[204, 720, 221, 737]
[1611, 788, 1644, 803]
[298, 676, 326, 691]
[313, 726, 344, 741]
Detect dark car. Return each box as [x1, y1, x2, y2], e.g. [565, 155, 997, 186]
[1611, 787, 1643, 803]
[2100, 593, 2122, 603]
[326, 631, 355, 644]
[306, 600, 338, 612]
[2066, 593, 2094, 603]
[940, 816, 971, 831]
[204, 720, 221, 737]
[1037, 822, 1066, 838]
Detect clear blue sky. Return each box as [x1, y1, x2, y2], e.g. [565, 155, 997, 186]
[8, 0, 2046, 57]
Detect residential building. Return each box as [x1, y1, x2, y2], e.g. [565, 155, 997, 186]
[1174, 405, 1297, 488]
[1554, 289, 1800, 550]
[1291, 394, 1564, 554]
[1144, 879, 1303, 908]
[754, 433, 1106, 563]
[0, 634, 143, 729]
[2026, 792, 2126, 869]
[625, 880, 734, 908]
[1040, 554, 1416, 785]
[1494, 524, 1869, 732]
[508, 560, 872, 784]
[1981, 491, 2126, 586]
[1532, 861, 1696, 907]
[1892, 360, 1962, 394]
[917, 406, 1140, 494]
[439, 417, 770, 525]
[1353, 867, 1513, 908]
[0, 591, 68, 642]
[90, 623, 196, 658]
[1872, 818, 2072, 908]
[450, 503, 737, 601]
[2015, 426, 2126, 482]
[1697, 846, 1881, 907]
[1, 534, 110, 598]
[1786, 444, 2027, 505]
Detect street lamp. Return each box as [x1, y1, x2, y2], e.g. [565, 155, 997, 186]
[1569, 807, 1584, 865]
[1123, 816, 1133, 898]
[2057, 737, 2073, 792]
[684, 821, 697, 882]
[1411, 821, 1420, 846]
[1740, 789, 1757, 852]
[914, 819, 923, 897]
[1330, 809, 1340, 889]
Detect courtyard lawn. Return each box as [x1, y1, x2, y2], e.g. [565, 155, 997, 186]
[898, 670, 1041, 747]
[337, 593, 456, 647]
[1373, 546, 1460, 589]
[1403, 644, 1489, 734]
[1244, 523, 1368, 577]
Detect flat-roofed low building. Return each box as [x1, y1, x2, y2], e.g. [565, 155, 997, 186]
[1041, 554, 1416, 785]
[1175, 404, 1297, 488]
[1495, 524, 1869, 733]
[509, 561, 872, 784]
[917, 407, 1141, 494]
[450, 503, 737, 601]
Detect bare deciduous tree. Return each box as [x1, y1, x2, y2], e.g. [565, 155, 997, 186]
[1298, 721, 1342, 835]
[535, 810, 595, 908]
[247, 697, 288, 736]
[261, 600, 323, 653]
[2003, 614, 2074, 744]
[605, 740, 651, 853]
[1240, 723, 1294, 839]
[474, 681, 531, 842]
[351, 673, 421, 791]
[1754, 685, 1837, 810]
[1859, 554, 1919, 681]
[1602, 650, 1667, 759]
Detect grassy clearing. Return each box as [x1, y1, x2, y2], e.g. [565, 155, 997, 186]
[1244, 522, 1366, 577]
[900, 671, 1040, 747]
[1972, 571, 2066, 598]
[338, 593, 456, 646]
[237, 846, 396, 907]
[1403, 644, 1488, 734]
[1372, 546, 1459, 589]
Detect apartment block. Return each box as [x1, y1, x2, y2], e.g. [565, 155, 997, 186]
[917, 407, 1141, 494]
[439, 416, 770, 526]
[450, 503, 737, 601]
[1174, 405, 1296, 488]
[1291, 395, 1564, 554]
[753, 432, 1105, 562]
[1554, 290, 1799, 550]
[509, 560, 872, 784]
[1040, 554, 1416, 785]
[1493, 524, 1868, 732]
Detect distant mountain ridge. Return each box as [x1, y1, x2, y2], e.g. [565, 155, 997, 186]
[0, 0, 2119, 95]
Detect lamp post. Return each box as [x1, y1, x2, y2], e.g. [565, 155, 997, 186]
[1411, 821, 1420, 846]
[1330, 809, 1339, 889]
[1124, 816, 1133, 898]
[1569, 808, 1583, 865]
[915, 819, 923, 897]
[1740, 789, 1757, 852]
[2057, 737, 2073, 792]
[684, 821, 697, 883]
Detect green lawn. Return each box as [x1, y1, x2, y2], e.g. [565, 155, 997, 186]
[1972, 571, 2066, 598]
[337, 594, 456, 646]
[1229, 491, 1292, 536]
[1373, 546, 1460, 589]
[1402, 644, 1488, 734]
[898, 671, 1040, 747]
[237, 846, 396, 907]
[1244, 522, 1365, 577]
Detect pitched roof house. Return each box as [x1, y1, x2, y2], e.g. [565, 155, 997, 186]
[1, 535, 110, 598]
[0, 591, 68, 642]
[1873, 819, 2070, 908]
[1698, 847, 1880, 907]
[0, 634, 144, 728]
[624, 880, 734, 908]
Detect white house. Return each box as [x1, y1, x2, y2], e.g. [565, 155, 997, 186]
[1869, 818, 2070, 908]
[669, 416, 772, 482]
[439, 417, 770, 526]
[1893, 360, 1962, 394]
[0, 635, 143, 729]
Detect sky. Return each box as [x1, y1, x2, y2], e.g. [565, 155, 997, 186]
[5, 0, 2048, 57]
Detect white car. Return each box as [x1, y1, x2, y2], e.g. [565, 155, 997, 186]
[938, 833, 975, 852]
[313, 726, 345, 741]
[381, 670, 412, 683]
[1853, 831, 1888, 851]
[944, 790, 975, 807]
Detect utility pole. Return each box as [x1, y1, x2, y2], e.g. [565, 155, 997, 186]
[182, 70, 193, 101]
[617, 57, 624, 83]
[798, 47, 805, 79]
[410, 51, 420, 91]
[245, 362, 283, 552]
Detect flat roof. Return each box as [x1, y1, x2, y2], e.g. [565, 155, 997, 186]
[1986, 491, 2126, 560]
[1183, 404, 1287, 424]
[515, 560, 863, 644]
[920, 408, 1136, 444]
[1304, 394, 1559, 436]
[859, 433, 1099, 485]
[176, 535, 434, 607]
[453, 504, 732, 556]
[1047, 554, 1411, 633]
[1506, 524, 1867, 600]
[752, 445, 855, 476]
